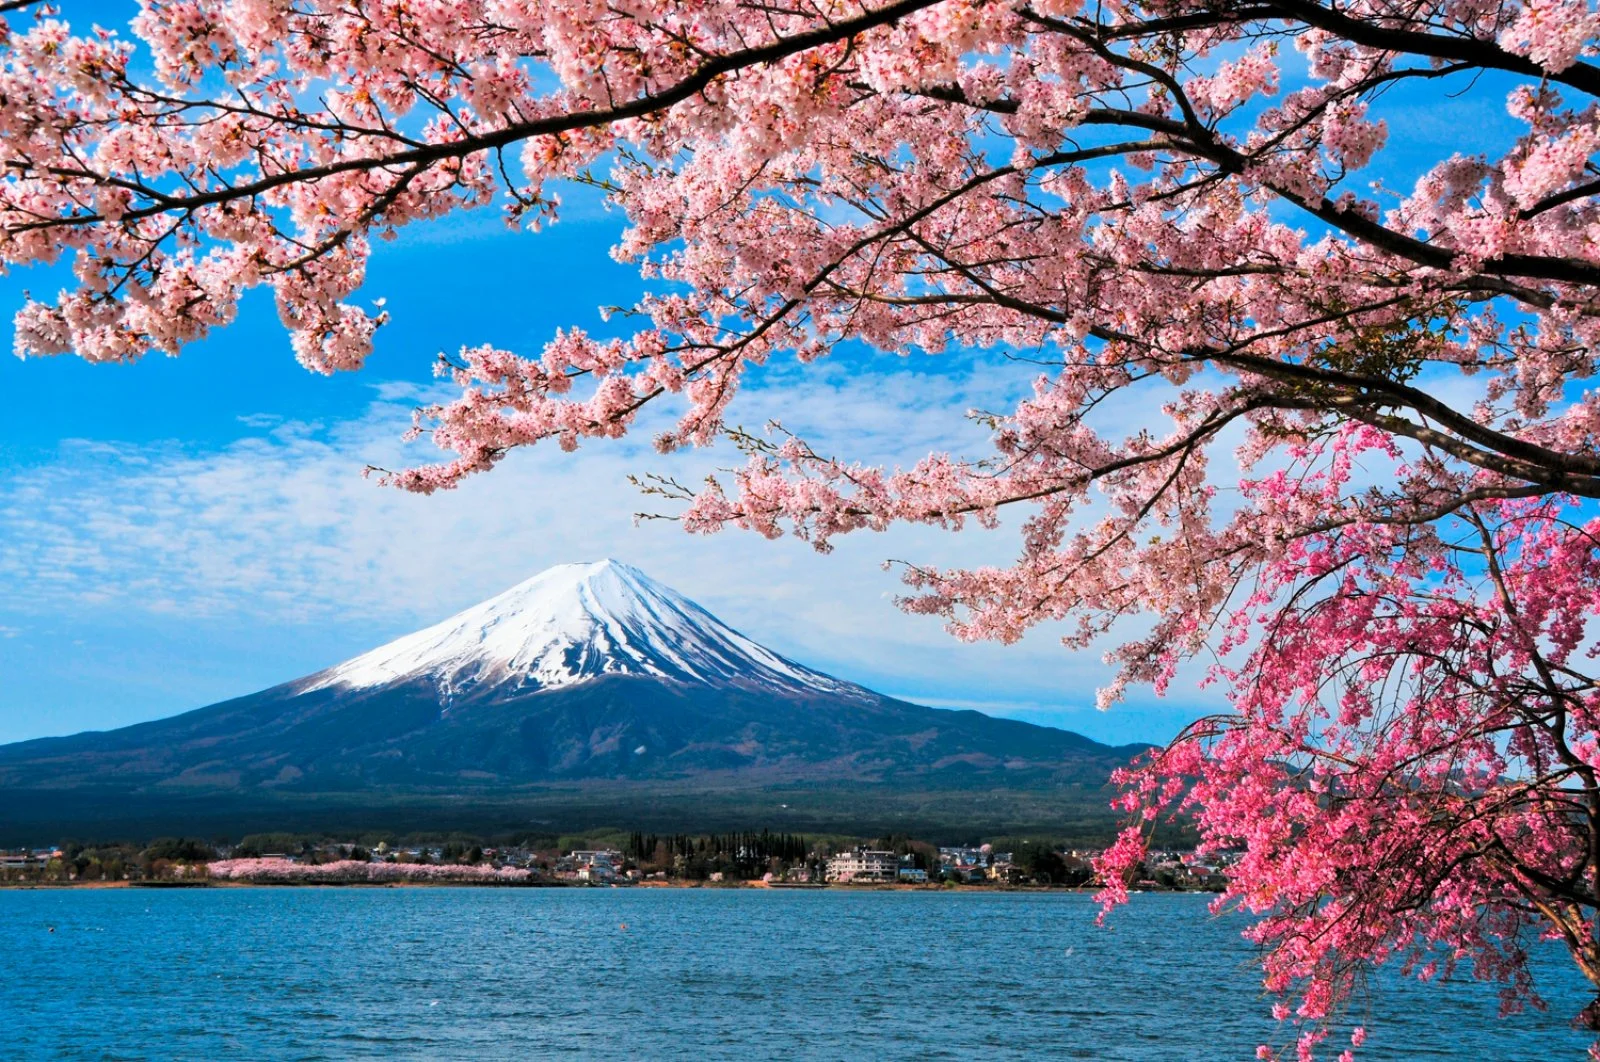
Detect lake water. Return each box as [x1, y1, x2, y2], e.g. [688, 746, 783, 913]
[1, 887, 1591, 1059]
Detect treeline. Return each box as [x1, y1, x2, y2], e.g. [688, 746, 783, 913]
[871, 833, 937, 871]
[626, 829, 814, 878]
[231, 830, 533, 856]
[232, 836, 484, 865]
[627, 829, 809, 863]
[1, 838, 220, 884]
[1012, 841, 1094, 886]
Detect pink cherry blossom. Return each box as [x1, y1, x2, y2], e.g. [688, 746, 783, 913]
[6, 0, 1600, 1055]
[207, 858, 533, 884]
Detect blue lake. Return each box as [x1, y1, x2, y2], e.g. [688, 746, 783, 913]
[0, 887, 1591, 1059]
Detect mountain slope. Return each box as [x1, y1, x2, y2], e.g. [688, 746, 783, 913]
[300, 560, 861, 699]
[0, 561, 1146, 836]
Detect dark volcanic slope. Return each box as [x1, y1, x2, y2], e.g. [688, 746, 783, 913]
[0, 561, 1145, 834]
[0, 672, 1138, 792]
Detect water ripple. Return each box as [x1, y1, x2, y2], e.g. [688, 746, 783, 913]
[0, 888, 1589, 1060]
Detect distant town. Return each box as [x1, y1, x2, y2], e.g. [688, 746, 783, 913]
[0, 830, 1229, 891]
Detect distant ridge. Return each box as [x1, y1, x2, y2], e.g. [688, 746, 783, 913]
[0, 561, 1147, 841]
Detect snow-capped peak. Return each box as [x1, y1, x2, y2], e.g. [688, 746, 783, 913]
[303, 559, 862, 699]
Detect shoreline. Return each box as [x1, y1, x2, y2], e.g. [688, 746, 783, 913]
[0, 879, 1215, 894]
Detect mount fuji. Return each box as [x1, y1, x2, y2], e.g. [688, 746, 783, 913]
[300, 559, 866, 702]
[0, 560, 1147, 840]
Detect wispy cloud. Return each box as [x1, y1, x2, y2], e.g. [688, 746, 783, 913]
[0, 356, 1218, 743]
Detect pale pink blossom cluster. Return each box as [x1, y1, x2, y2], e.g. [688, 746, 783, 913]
[206, 858, 533, 884]
[6, 0, 1600, 1055]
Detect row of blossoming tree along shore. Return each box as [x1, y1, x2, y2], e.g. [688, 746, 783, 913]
[206, 859, 535, 884]
[7, 0, 1600, 1056]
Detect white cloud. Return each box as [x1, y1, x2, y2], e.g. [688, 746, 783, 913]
[0, 355, 1220, 744]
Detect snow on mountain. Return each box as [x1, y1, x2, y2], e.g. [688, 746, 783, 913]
[302, 559, 864, 699]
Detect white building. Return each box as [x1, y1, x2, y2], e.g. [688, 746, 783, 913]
[568, 849, 621, 882]
[826, 847, 897, 883]
[938, 846, 986, 866]
[569, 849, 621, 867]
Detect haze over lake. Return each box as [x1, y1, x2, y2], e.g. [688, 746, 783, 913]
[3, 889, 1587, 1059]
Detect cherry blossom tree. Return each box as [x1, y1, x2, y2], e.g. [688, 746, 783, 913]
[5, 0, 1600, 1053]
[207, 857, 533, 883]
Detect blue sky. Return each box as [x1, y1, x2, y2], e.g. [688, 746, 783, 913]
[0, 6, 1532, 749]
[0, 181, 1221, 748]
